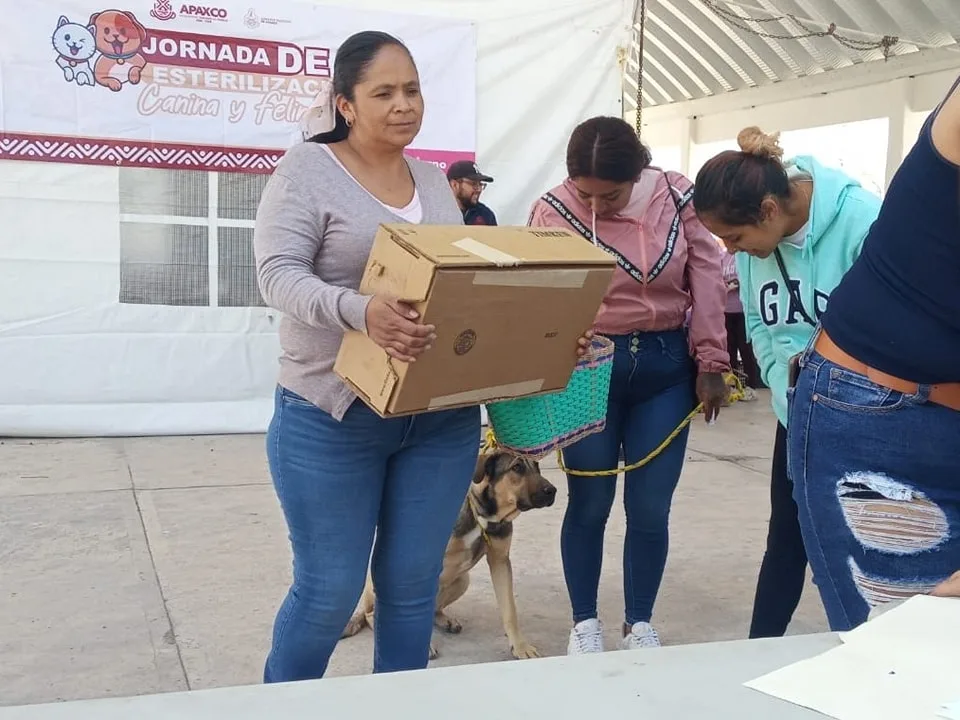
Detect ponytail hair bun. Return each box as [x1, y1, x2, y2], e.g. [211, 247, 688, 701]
[737, 126, 784, 160]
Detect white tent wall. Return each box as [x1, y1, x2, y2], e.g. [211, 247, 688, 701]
[0, 0, 633, 437]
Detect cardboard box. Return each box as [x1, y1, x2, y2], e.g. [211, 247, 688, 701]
[334, 224, 616, 417]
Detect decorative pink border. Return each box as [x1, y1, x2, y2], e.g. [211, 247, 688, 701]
[0, 133, 474, 174]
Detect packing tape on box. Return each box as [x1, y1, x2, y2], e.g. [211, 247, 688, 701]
[452, 238, 521, 266]
[472, 268, 589, 288]
[427, 379, 545, 409]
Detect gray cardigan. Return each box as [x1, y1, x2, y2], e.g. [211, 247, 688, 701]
[253, 142, 463, 420]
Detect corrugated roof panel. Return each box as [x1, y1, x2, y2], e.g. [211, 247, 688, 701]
[645, 9, 738, 91]
[624, 0, 960, 110]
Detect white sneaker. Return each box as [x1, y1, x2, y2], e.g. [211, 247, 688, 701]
[741, 387, 758, 402]
[567, 618, 605, 655]
[619, 621, 662, 650]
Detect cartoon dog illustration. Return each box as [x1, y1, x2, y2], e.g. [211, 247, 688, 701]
[89, 9, 148, 92]
[52, 16, 97, 86]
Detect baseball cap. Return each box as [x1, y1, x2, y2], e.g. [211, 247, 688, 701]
[447, 160, 494, 183]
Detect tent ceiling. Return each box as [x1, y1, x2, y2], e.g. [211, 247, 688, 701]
[625, 0, 960, 109]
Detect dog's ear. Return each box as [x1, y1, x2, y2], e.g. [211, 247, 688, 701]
[472, 452, 500, 484]
[88, 12, 100, 27]
[125, 11, 147, 42]
[471, 454, 487, 484]
[484, 453, 500, 482]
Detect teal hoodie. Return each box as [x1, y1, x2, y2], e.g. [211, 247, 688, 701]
[736, 155, 882, 426]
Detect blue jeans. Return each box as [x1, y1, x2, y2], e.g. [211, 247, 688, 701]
[561, 329, 697, 626]
[788, 336, 960, 631]
[263, 387, 480, 681]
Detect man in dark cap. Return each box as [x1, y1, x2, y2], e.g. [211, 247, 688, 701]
[447, 160, 498, 225]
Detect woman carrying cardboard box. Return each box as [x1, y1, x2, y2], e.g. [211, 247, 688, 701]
[254, 31, 590, 682]
[528, 116, 730, 654]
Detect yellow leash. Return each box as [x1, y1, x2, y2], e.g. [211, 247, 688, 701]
[482, 372, 746, 478]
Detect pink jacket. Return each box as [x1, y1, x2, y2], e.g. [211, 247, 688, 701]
[721, 249, 743, 314]
[529, 168, 729, 374]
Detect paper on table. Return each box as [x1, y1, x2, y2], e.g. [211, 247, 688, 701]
[745, 595, 960, 720]
[940, 700, 960, 720]
[839, 594, 960, 655]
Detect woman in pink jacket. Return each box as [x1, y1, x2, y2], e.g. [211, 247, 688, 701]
[529, 117, 729, 654]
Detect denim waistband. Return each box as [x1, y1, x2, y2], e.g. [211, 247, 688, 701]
[798, 325, 941, 400]
[601, 328, 687, 352]
[602, 327, 686, 341]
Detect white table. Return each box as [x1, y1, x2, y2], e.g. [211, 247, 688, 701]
[0, 634, 839, 719]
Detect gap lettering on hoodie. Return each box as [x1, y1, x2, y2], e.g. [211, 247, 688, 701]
[758, 280, 830, 326]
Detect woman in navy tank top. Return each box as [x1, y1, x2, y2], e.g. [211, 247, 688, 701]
[787, 74, 960, 631]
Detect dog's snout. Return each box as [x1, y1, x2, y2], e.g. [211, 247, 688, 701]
[530, 480, 557, 508]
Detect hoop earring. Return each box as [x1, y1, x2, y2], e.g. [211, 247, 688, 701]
[345, 117, 354, 128]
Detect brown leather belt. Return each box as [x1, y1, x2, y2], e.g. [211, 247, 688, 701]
[814, 331, 960, 412]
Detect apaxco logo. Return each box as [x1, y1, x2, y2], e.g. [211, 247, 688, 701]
[150, 0, 228, 22]
[179, 4, 228, 21]
[150, 0, 176, 21]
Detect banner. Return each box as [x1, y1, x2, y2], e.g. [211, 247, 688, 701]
[0, 0, 476, 173]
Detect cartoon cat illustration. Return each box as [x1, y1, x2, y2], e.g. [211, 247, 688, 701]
[52, 15, 97, 87]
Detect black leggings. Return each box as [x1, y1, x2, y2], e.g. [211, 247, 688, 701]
[724, 312, 762, 388]
[748, 422, 809, 639]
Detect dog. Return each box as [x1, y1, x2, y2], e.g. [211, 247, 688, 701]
[89, 10, 148, 92]
[341, 449, 557, 660]
[52, 16, 97, 87]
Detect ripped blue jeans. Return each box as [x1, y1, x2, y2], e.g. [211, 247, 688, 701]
[787, 334, 960, 631]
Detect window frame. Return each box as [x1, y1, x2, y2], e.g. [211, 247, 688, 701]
[119, 171, 264, 308]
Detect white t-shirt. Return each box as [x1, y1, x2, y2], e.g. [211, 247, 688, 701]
[318, 143, 423, 223]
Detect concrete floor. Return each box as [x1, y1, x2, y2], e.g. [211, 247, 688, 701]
[0, 393, 828, 707]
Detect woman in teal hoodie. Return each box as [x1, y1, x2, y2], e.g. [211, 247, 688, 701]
[693, 127, 882, 638]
